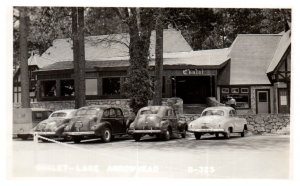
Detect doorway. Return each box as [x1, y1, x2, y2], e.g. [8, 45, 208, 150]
[174, 76, 214, 104]
[256, 89, 270, 114]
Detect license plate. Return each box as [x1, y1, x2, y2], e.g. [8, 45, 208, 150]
[201, 126, 209, 129]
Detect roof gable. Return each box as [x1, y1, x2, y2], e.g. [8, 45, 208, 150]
[266, 30, 291, 73]
[38, 29, 192, 67]
[227, 34, 282, 85]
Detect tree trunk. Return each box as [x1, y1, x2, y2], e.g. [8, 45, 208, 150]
[72, 7, 86, 109]
[153, 8, 164, 105]
[19, 7, 30, 108]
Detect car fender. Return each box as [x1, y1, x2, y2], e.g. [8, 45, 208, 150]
[160, 120, 170, 130]
[222, 120, 234, 132]
[178, 121, 187, 132]
[94, 122, 111, 134]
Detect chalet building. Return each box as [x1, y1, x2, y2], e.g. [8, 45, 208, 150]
[24, 28, 290, 114]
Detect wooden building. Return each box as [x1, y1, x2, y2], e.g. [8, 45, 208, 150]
[27, 28, 291, 114]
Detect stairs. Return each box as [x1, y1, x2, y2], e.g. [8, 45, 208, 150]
[183, 104, 207, 114]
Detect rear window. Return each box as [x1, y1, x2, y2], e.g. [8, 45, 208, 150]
[140, 110, 158, 115]
[50, 112, 67, 118]
[202, 110, 224, 116]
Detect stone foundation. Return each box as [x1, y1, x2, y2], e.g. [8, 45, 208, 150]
[31, 97, 184, 116]
[179, 113, 290, 135]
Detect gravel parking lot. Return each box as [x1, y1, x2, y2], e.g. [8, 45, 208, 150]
[9, 134, 290, 179]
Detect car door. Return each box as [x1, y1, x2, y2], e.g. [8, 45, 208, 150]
[101, 109, 117, 133]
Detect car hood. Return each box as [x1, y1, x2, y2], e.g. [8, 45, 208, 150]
[189, 115, 224, 129]
[132, 114, 161, 130]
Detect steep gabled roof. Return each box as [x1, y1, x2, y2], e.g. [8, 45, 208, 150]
[227, 34, 282, 85]
[266, 30, 291, 73]
[37, 29, 192, 67]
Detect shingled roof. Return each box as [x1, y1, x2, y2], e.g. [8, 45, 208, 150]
[37, 29, 192, 67]
[225, 34, 283, 85]
[39, 48, 230, 71]
[266, 30, 291, 73]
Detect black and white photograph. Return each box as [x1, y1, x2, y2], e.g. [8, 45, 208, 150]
[2, 0, 299, 185]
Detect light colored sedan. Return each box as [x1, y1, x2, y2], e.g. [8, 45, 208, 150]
[33, 109, 77, 141]
[188, 106, 247, 140]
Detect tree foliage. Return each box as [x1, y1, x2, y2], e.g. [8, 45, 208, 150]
[117, 8, 156, 113]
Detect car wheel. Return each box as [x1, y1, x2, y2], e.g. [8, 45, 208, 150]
[20, 135, 29, 140]
[133, 134, 141, 142]
[181, 129, 186, 138]
[102, 127, 112, 143]
[73, 137, 82, 143]
[194, 133, 201, 140]
[162, 128, 171, 141]
[224, 132, 230, 139]
[241, 130, 245, 137]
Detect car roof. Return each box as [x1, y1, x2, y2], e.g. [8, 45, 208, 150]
[52, 109, 77, 114]
[30, 108, 52, 112]
[203, 106, 234, 112]
[79, 105, 121, 110]
[139, 106, 171, 111]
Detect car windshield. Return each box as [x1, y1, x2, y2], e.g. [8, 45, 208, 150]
[75, 108, 99, 116]
[202, 110, 224, 116]
[50, 112, 67, 118]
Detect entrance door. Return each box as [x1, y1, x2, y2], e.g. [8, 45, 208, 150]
[175, 76, 213, 104]
[256, 90, 270, 114]
[278, 88, 289, 113]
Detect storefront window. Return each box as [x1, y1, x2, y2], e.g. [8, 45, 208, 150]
[103, 77, 120, 95]
[85, 79, 98, 95]
[61, 79, 74, 96]
[41, 80, 56, 97]
[221, 87, 250, 109]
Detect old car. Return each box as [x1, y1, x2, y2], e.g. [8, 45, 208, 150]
[188, 106, 247, 140]
[63, 105, 131, 143]
[33, 109, 77, 141]
[128, 106, 187, 141]
[13, 108, 52, 140]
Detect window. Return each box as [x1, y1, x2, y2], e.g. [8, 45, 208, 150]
[202, 110, 224, 116]
[109, 109, 116, 117]
[241, 88, 249, 94]
[258, 92, 267, 102]
[85, 79, 98, 95]
[231, 88, 239, 93]
[221, 86, 250, 109]
[222, 88, 229, 94]
[103, 77, 120, 95]
[41, 80, 56, 97]
[103, 109, 110, 118]
[61, 79, 74, 96]
[116, 109, 123, 117]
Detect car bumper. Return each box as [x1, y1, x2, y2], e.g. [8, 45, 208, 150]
[188, 128, 225, 133]
[128, 129, 162, 134]
[64, 131, 95, 136]
[33, 132, 58, 136]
